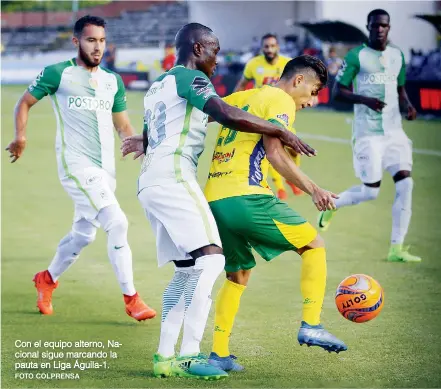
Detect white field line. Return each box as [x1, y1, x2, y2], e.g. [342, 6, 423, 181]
[297, 132, 441, 157]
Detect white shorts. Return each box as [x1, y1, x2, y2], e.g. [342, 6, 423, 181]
[60, 167, 118, 227]
[138, 181, 222, 267]
[352, 132, 413, 183]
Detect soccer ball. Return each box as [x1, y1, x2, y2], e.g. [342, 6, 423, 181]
[335, 274, 384, 323]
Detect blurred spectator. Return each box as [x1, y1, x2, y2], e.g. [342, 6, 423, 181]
[162, 43, 176, 72]
[407, 48, 441, 81]
[250, 36, 260, 56]
[326, 47, 343, 77]
[103, 43, 117, 71]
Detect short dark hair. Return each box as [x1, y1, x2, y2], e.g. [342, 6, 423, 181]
[261, 33, 278, 44]
[175, 23, 213, 51]
[367, 9, 390, 24]
[74, 15, 106, 37]
[281, 55, 328, 86]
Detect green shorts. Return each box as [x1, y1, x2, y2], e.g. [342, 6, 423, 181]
[209, 194, 317, 273]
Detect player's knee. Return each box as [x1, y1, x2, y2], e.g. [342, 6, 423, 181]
[362, 184, 380, 201]
[393, 170, 411, 183]
[190, 244, 223, 259]
[98, 205, 128, 235]
[72, 229, 96, 248]
[227, 270, 251, 286]
[309, 234, 325, 249]
[297, 234, 325, 255]
[194, 252, 225, 277]
[395, 177, 414, 199]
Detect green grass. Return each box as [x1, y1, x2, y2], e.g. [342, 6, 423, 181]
[2, 85, 441, 388]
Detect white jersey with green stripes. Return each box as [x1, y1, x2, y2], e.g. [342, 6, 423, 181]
[336, 44, 406, 138]
[28, 58, 127, 178]
[138, 65, 218, 190]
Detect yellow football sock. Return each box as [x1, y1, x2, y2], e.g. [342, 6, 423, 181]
[269, 166, 285, 191]
[300, 248, 326, 325]
[212, 279, 246, 357]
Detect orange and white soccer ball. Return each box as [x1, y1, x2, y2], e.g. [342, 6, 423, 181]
[335, 274, 384, 323]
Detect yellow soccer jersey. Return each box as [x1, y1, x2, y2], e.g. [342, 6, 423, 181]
[205, 85, 296, 202]
[243, 55, 291, 87]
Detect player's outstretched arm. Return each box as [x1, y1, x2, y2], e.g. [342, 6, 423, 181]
[6, 91, 39, 163]
[263, 135, 337, 211]
[112, 111, 136, 140]
[204, 97, 316, 156]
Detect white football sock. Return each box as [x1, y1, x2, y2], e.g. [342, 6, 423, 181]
[391, 178, 413, 245]
[97, 205, 136, 296]
[48, 219, 96, 282]
[180, 254, 225, 357]
[157, 268, 191, 358]
[335, 184, 380, 209]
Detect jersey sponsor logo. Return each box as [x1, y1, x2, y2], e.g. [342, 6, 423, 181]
[276, 113, 289, 126]
[208, 171, 232, 179]
[361, 73, 397, 85]
[212, 149, 236, 164]
[67, 96, 112, 112]
[248, 138, 266, 186]
[191, 76, 216, 100]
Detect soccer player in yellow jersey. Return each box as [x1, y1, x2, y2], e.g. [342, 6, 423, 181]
[235, 33, 302, 200]
[206, 56, 347, 372]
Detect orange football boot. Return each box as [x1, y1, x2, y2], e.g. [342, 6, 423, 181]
[287, 181, 304, 196]
[124, 293, 156, 321]
[33, 270, 58, 315]
[277, 189, 288, 200]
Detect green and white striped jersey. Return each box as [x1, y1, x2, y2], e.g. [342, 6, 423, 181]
[28, 58, 126, 178]
[336, 44, 406, 138]
[138, 66, 218, 190]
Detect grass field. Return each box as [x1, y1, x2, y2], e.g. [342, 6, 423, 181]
[2, 85, 441, 388]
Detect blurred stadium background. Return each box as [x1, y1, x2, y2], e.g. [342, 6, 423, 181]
[2, 0, 441, 115]
[2, 2, 441, 388]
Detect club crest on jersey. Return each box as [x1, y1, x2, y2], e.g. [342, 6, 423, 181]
[257, 67, 264, 74]
[191, 76, 216, 100]
[88, 78, 98, 89]
[378, 55, 388, 68]
[276, 113, 289, 126]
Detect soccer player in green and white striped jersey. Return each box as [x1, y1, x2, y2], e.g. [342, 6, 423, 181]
[6, 16, 156, 319]
[317, 9, 420, 263]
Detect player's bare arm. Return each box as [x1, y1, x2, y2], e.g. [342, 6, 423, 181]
[204, 97, 316, 156]
[334, 82, 386, 113]
[6, 91, 39, 163]
[234, 76, 251, 92]
[397, 86, 417, 121]
[121, 97, 317, 158]
[263, 135, 337, 211]
[112, 110, 136, 140]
